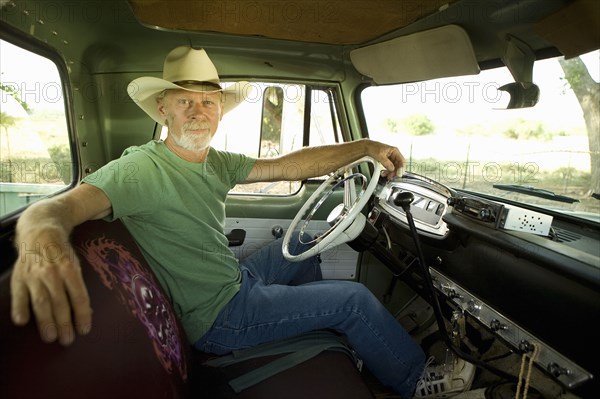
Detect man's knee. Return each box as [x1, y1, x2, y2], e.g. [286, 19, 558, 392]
[337, 282, 378, 305]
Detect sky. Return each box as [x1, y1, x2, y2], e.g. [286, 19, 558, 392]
[1, 40, 64, 112]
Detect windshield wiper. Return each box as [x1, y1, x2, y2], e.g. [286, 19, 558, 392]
[492, 184, 580, 204]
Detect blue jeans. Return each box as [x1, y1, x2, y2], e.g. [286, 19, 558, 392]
[195, 235, 425, 397]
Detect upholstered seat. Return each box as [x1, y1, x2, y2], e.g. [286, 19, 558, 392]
[0, 219, 373, 398]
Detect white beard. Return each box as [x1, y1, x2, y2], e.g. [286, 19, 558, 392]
[172, 131, 211, 152]
[169, 119, 212, 152]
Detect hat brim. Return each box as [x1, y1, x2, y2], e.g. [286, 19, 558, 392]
[128, 77, 251, 126]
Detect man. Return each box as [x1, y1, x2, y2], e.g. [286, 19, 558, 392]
[10, 46, 426, 397]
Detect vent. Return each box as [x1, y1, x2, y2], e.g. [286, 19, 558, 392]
[552, 227, 582, 243]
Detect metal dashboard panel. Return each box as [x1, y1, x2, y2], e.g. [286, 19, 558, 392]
[376, 179, 450, 238]
[430, 268, 593, 388]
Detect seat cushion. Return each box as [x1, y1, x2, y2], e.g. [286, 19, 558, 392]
[0, 219, 190, 399]
[1, 218, 375, 399]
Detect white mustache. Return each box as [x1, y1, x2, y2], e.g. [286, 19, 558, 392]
[184, 121, 210, 131]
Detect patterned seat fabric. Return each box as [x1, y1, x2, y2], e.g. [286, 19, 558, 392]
[0, 218, 373, 399]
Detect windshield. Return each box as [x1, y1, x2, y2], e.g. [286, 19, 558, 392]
[361, 51, 599, 223]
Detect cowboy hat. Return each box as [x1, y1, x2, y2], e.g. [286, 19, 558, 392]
[127, 46, 249, 125]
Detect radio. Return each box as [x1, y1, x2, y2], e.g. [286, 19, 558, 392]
[447, 193, 552, 236]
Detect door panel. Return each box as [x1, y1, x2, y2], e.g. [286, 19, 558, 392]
[225, 217, 360, 280]
[225, 181, 360, 280]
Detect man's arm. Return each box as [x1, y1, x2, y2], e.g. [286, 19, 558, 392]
[10, 183, 112, 346]
[242, 139, 405, 183]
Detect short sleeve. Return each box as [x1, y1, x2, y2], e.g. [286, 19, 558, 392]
[82, 150, 164, 220]
[208, 149, 256, 187]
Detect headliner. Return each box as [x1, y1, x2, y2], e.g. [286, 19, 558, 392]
[127, 0, 450, 45]
[127, 0, 599, 63]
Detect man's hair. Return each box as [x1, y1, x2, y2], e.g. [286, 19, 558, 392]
[155, 89, 168, 105]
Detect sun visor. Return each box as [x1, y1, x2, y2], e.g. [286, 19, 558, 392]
[535, 0, 600, 59]
[350, 25, 480, 84]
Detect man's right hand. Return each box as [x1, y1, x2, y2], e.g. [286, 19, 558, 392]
[10, 184, 112, 345]
[11, 224, 93, 346]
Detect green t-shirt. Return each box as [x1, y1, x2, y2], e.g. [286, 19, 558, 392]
[82, 141, 256, 342]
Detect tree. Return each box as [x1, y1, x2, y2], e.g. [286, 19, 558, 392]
[559, 56, 600, 195]
[1, 83, 29, 183]
[403, 114, 435, 136]
[0, 82, 30, 113]
[0, 83, 27, 134]
[384, 118, 399, 133]
[0, 112, 17, 131]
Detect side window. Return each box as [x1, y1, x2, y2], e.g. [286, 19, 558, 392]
[0, 39, 73, 218]
[158, 82, 340, 195]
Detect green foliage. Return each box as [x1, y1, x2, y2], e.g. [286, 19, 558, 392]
[403, 114, 435, 136]
[544, 167, 591, 187]
[1, 157, 50, 183]
[502, 119, 554, 141]
[558, 57, 587, 91]
[0, 82, 30, 113]
[384, 118, 400, 133]
[1, 145, 72, 184]
[0, 112, 17, 129]
[48, 144, 73, 184]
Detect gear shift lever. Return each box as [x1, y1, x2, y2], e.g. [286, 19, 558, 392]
[393, 191, 436, 301]
[393, 191, 414, 213]
[394, 191, 455, 361]
[393, 192, 426, 263]
[391, 191, 516, 382]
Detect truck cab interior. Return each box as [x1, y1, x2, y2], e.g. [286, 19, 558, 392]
[1, 1, 598, 398]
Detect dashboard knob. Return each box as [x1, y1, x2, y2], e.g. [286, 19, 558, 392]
[490, 319, 508, 332]
[547, 362, 572, 377]
[272, 226, 284, 238]
[479, 208, 492, 221]
[393, 191, 414, 212]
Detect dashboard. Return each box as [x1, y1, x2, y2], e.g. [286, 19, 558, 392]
[366, 173, 599, 394]
[374, 173, 451, 238]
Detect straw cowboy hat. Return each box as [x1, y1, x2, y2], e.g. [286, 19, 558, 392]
[127, 46, 249, 125]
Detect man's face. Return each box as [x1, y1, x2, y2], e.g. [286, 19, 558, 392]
[158, 89, 223, 152]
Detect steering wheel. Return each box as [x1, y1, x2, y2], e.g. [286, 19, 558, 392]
[283, 156, 382, 262]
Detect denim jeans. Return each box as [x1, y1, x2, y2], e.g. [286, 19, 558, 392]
[195, 235, 425, 397]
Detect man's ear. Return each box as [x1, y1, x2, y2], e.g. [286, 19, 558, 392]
[158, 103, 167, 119]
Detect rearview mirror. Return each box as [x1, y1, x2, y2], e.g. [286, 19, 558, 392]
[498, 35, 540, 109]
[498, 82, 540, 109]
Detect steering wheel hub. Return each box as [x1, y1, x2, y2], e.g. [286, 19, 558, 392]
[283, 156, 382, 261]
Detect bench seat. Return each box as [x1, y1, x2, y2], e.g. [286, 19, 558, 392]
[0, 219, 374, 398]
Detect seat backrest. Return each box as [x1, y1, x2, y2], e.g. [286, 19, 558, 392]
[0, 219, 190, 399]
